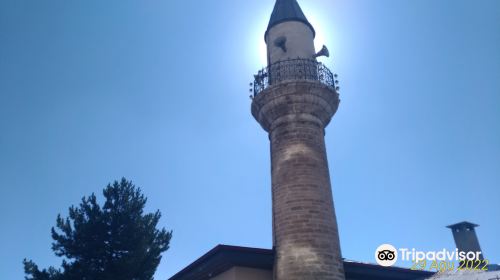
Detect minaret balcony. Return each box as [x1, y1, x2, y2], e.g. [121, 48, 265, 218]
[252, 58, 338, 96]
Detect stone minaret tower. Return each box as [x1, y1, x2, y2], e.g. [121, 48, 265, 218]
[251, 1, 345, 279]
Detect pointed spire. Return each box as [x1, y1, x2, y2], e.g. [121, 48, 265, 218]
[266, 0, 315, 38]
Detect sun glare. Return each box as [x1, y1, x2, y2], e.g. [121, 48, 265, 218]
[301, 0, 335, 61]
[308, 15, 327, 53]
[250, 1, 334, 68]
[247, 11, 269, 69]
[258, 39, 267, 67]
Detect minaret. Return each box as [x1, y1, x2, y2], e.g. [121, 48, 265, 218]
[251, 1, 345, 280]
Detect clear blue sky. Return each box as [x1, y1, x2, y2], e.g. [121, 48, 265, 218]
[1, 0, 499, 279]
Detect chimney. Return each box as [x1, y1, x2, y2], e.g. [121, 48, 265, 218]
[447, 221, 483, 261]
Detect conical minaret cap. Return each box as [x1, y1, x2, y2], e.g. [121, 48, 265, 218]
[265, 0, 316, 39]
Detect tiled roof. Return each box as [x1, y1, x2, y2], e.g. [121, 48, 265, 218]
[427, 269, 500, 280]
[169, 245, 435, 280]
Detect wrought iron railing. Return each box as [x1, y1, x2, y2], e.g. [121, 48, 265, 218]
[251, 58, 338, 96]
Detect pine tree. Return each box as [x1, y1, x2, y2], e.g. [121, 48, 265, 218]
[24, 178, 172, 280]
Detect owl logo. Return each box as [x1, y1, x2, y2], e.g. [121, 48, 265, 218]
[375, 244, 398, 266]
